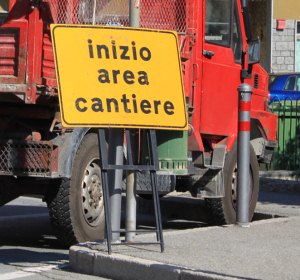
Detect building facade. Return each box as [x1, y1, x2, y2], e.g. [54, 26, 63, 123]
[272, 0, 300, 73]
[249, 0, 300, 74]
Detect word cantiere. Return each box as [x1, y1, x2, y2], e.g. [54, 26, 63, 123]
[75, 94, 175, 115]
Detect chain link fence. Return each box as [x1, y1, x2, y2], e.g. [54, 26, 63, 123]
[45, 0, 188, 33]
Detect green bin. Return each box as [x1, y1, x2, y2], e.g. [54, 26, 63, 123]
[141, 130, 188, 175]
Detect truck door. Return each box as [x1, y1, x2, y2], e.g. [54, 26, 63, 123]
[201, 0, 243, 139]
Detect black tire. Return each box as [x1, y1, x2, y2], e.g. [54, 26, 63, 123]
[47, 133, 105, 247]
[138, 193, 165, 200]
[205, 143, 259, 225]
[135, 171, 175, 199]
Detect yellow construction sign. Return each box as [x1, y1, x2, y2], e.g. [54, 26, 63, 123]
[51, 25, 187, 130]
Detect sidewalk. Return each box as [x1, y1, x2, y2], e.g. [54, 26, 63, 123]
[70, 178, 300, 280]
[70, 216, 300, 280]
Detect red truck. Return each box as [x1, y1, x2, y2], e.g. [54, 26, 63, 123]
[0, 0, 277, 246]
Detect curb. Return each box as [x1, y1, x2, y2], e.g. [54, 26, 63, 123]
[69, 218, 291, 280]
[259, 170, 300, 181]
[69, 245, 242, 280]
[259, 172, 300, 194]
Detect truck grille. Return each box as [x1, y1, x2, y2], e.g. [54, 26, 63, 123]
[0, 140, 57, 176]
[45, 0, 188, 33]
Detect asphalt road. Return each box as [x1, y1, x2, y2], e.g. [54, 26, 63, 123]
[0, 184, 299, 280]
[0, 196, 109, 280]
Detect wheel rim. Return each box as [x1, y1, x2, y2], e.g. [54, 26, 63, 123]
[81, 159, 103, 227]
[231, 164, 238, 208]
[230, 164, 253, 210]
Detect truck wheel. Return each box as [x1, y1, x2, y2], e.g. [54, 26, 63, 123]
[47, 133, 105, 247]
[205, 143, 259, 225]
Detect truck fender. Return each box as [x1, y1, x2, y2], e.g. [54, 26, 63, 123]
[250, 118, 277, 164]
[226, 118, 272, 159]
[53, 128, 90, 178]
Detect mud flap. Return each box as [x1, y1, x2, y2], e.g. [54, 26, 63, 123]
[200, 144, 226, 198]
[198, 169, 224, 198]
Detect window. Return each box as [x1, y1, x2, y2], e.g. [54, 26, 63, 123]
[0, 0, 9, 23]
[284, 76, 296, 91]
[205, 0, 231, 47]
[296, 76, 300, 91]
[232, 6, 242, 62]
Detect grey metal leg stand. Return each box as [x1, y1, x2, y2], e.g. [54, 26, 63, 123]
[98, 128, 164, 254]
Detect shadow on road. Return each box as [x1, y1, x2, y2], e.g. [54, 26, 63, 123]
[0, 203, 63, 249]
[0, 190, 293, 249]
[0, 248, 68, 266]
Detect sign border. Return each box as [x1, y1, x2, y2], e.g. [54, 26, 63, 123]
[51, 25, 188, 130]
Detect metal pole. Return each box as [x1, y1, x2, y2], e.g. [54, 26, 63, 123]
[93, 0, 122, 244]
[125, 0, 140, 243]
[92, 0, 97, 25]
[108, 128, 123, 242]
[236, 83, 252, 227]
[241, 0, 247, 8]
[125, 129, 137, 243]
[130, 0, 140, 27]
[125, 170, 136, 242]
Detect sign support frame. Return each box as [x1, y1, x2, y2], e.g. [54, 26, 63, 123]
[98, 128, 164, 254]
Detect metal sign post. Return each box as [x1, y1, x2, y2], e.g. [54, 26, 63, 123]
[98, 128, 164, 254]
[236, 83, 252, 227]
[125, 0, 141, 243]
[107, 129, 123, 242]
